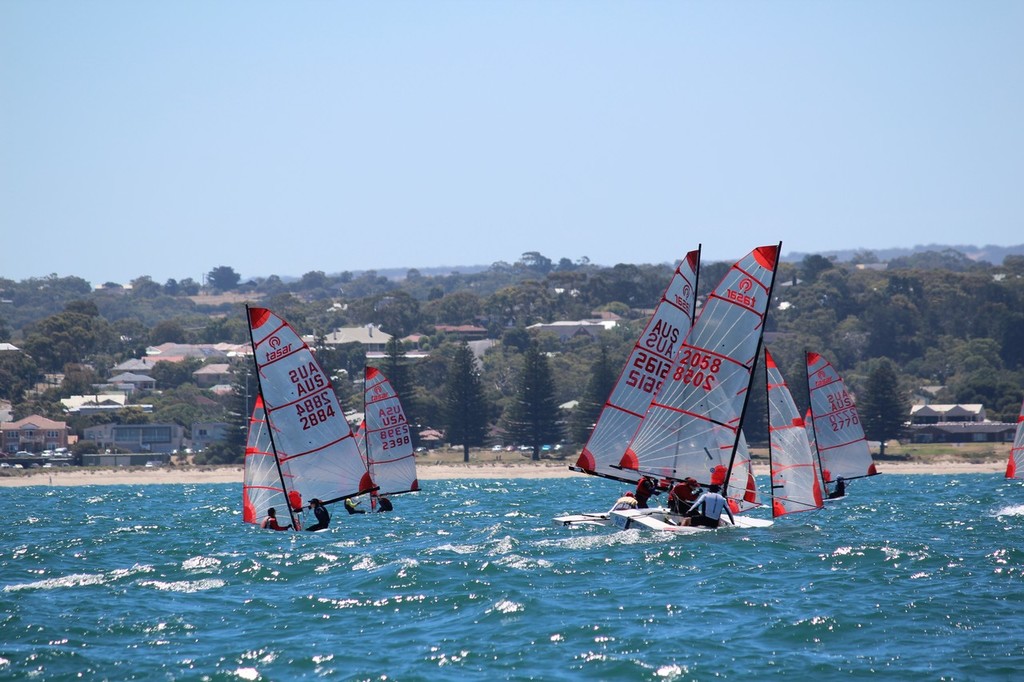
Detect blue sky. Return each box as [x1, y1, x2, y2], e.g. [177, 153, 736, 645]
[2, 1, 1021, 285]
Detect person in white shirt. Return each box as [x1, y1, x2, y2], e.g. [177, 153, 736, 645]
[685, 484, 735, 528]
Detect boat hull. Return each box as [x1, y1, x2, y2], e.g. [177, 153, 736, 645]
[553, 507, 774, 532]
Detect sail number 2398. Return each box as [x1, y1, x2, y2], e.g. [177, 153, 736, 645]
[295, 389, 337, 430]
[673, 349, 722, 390]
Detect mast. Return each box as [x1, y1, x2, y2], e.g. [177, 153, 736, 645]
[245, 304, 300, 530]
[722, 241, 782, 497]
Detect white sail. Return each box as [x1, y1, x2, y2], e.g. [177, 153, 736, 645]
[242, 396, 295, 526]
[573, 249, 700, 481]
[363, 366, 419, 497]
[1005, 397, 1024, 479]
[806, 351, 878, 482]
[766, 348, 823, 517]
[246, 307, 373, 513]
[620, 245, 781, 511]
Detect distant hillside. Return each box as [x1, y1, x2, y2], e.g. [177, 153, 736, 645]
[784, 243, 1024, 265]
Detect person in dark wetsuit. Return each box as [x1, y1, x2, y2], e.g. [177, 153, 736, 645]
[634, 476, 660, 509]
[376, 496, 394, 512]
[827, 476, 846, 499]
[305, 498, 331, 531]
[260, 507, 291, 531]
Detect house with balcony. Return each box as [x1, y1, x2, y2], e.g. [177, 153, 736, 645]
[907, 403, 1016, 444]
[1, 415, 70, 454]
[83, 422, 185, 454]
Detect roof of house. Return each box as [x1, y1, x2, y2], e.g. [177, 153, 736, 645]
[910, 404, 984, 417]
[108, 372, 156, 384]
[322, 324, 393, 345]
[193, 363, 232, 375]
[60, 394, 129, 410]
[1, 414, 68, 430]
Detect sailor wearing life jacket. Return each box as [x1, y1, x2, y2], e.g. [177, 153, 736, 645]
[686, 484, 735, 528]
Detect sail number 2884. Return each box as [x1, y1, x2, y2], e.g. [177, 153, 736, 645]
[295, 390, 337, 430]
[673, 349, 722, 390]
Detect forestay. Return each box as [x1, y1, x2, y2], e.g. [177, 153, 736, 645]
[247, 306, 373, 510]
[766, 348, 823, 517]
[573, 249, 700, 482]
[619, 244, 780, 509]
[806, 351, 878, 482]
[362, 366, 419, 497]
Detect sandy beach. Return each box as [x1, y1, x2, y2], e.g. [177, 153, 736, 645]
[0, 459, 1008, 487]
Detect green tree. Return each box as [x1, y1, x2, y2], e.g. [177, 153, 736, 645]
[207, 266, 241, 292]
[858, 358, 907, 456]
[442, 342, 488, 462]
[503, 341, 561, 460]
[569, 343, 616, 444]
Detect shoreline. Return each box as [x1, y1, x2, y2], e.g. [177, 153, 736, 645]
[0, 459, 1009, 488]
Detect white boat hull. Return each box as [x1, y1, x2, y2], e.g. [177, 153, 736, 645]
[554, 506, 774, 532]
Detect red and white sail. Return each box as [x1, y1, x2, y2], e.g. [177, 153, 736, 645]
[620, 245, 780, 511]
[1005, 397, 1024, 479]
[573, 249, 700, 482]
[242, 396, 295, 526]
[766, 348, 823, 517]
[362, 366, 419, 497]
[246, 307, 373, 511]
[806, 351, 878, 482]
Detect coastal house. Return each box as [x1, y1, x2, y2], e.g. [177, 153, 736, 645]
[1, 415, 70, 454]
[906, 403, 1015, 444]
[527, 319, 617, 343]
[191, 421, 230, 452]
[83, 422, 185, 454]
[106, 372, 157, 394]
[192, 363, 233, 388]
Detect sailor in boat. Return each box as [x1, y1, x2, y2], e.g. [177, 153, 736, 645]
[376, 496, 394, 512]
[827, 476, 847, 500]
[668, 478, 702, 516]
[682, 484, 735, 529]
[260, 507, 291, 531]
[633, 476, 660, 509]
[305, 498, 331, 531]
[610, 491, 638, 511]
[344, 497, 366, 515]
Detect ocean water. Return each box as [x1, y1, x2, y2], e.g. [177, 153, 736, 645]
[1, 474, 1023, 681]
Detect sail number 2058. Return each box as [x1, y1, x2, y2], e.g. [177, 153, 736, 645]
[295, 390, 337, 430]
[673, 349, 722, 390]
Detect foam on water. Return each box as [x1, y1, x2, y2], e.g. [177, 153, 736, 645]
[1, 474, 1023, 680]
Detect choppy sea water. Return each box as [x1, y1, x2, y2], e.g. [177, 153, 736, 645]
[1, 473, 1023, 681]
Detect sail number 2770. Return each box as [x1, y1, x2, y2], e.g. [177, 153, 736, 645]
[673, 349, 722, 391]
[295, 389, 337, 430]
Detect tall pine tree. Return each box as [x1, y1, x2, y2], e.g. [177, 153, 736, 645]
[442, 342, 488, 462]
[859, 358, 907, 456]
[570, 343, 617, 444]
[503, 341, 562, 461]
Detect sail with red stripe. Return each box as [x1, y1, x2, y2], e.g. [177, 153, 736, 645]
[620, 244, 780, 512]
[1005, 397, 1024, 479]
[572, 248, 700, 482]
[766, 348, 823, 517]
[806, 351, 878, 482]
[362, 366, 419, 498]
[242, 396, 296, 527]
[246, 306, 373, 514]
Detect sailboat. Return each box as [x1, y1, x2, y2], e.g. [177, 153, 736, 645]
[557, 244, 781, 532]
[765, 348, 823, 517]
[359, 366, 419, 509]
[554, 248, 700, 527]
[608, 244, 781, 532]
[805, 351, 879, 497]
[243, 306, 374, 529]
[1004, 397, 1024, 479]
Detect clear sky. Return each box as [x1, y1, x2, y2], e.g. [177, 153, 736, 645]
[2, 1, 1021, 285]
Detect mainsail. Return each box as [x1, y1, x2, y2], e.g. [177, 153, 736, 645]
[242, 396, 295, 527]
[619, 244, 781, 511]
[246, 306, 374, 516]
[765, 348, 823, 517]
[1005, 397, 1024, 479]
[572, 248, 700, 482]
[362, 366, 419, 498]
[805, 351, 879, 482]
